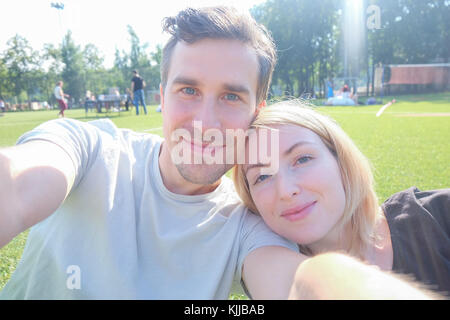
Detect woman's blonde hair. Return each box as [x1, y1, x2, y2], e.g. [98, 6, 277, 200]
[232, 101, 381, 258]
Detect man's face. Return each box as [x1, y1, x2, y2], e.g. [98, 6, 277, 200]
[160, 38, 263, 185]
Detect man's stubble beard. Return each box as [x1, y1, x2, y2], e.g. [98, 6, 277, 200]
[175, 162, 234, 185]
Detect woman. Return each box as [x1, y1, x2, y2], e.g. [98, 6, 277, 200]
[233, 102, 450, 295]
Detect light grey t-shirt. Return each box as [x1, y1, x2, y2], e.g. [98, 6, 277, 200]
[0, 118, 296, 299]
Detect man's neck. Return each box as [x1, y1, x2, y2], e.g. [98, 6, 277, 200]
[158, 142, 221, 196]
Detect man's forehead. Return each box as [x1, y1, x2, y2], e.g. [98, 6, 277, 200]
[170, 38, 258, 63]
[167, 38, 259, 85]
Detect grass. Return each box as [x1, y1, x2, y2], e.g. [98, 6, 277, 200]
[0, 92, 449, 297]
[320, 92, 450, 201]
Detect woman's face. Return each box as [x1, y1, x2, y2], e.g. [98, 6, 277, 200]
[244, 124, 347, 247]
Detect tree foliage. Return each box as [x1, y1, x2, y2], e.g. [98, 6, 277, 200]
[0, 1, 448, 104]
[252, 0, 449, 97]
[0, 27, 161, 106]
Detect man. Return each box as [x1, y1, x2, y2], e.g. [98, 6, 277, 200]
[54, 81, 70, 118]
[0, 6, 302, 300]
[131, 70, 147, 115]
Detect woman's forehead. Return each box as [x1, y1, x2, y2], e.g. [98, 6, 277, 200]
[247, 124, 322, 148]
[242, 124, 325, 171]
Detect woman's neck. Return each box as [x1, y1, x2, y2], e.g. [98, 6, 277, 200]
[307, 223, 353, 256]
[362, 213, 394, 271]
[306, 211, 393, 271]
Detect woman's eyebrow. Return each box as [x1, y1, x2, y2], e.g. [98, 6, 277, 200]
[283, 141, 315, 156]
[244, 141, 315, 174]
[244, 163, 270, 175]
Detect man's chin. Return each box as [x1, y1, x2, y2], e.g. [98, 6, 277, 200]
[176, 163, 232, 185]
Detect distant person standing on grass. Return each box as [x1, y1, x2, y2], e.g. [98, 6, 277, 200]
[125, 88, 133, 111]
[54, 81, 70, 118]
[325, 77, 334, 98]
[131, 70, 147, 115]
[0, 99, 5, 114]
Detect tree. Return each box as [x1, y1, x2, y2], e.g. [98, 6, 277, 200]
[82, 43, 108, 97]
[368, 0, 450, 65]
[60, 31, 85, 104]
[0, 59, 12, 100]
[41, 44, 64, 103]
[127, 25, 150, 72]
[1, 34, 40, 104]
[113, 26, 161, 92]
[252, 0, 339, 97]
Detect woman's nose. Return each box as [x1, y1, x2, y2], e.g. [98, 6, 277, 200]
[277, 172, 301, 201]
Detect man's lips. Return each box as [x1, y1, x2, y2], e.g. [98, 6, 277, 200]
[182, 138, 225, 153]
[280, 201, 317, 222]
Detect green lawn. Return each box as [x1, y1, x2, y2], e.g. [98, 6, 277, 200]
[0, 92, 449, 296]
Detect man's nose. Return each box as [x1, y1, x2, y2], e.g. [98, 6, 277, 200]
[193, 95, 221, 131]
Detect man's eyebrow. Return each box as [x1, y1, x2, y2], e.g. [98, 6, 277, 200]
[223, 83, 251, 95]
[171, 77, 200, 87]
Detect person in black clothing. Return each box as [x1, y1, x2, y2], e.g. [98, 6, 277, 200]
[232, 102, 449, 297]
[382, 187, 450, 294]
[131, 70, 147, 115]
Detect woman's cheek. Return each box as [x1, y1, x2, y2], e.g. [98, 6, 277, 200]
[251, 185, 272, 216]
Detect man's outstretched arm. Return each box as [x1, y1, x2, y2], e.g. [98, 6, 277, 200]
[288, 252, 442, 300]
[289, 253, 443, 300]
[0, 141, 75, 248]
[243, 249, 442, 300]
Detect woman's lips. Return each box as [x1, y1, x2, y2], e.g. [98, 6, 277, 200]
[280, 201, 317, 222]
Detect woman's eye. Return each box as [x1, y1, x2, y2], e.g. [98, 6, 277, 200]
[254, 174, 270, 185]
[296, 155, 313, 165]
[182, 87, 196, 95]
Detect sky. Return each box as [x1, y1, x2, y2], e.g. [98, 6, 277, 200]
[0, 0, 266, 68]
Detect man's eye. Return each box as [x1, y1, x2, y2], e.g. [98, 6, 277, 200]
[296, 156, 313, 165]
[224, 93, 239, 101]
[182, 87, 196, 95]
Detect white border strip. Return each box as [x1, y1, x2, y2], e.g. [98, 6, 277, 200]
[376, 99, 396, 117]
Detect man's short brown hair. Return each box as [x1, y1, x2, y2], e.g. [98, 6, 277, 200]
[161, 6, 277, 104]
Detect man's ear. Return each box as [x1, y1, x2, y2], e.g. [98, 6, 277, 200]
[159, 84, 165, 111]
[256, 100, 266, 115]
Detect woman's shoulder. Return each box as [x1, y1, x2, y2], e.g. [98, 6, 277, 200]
[382, 187, 450, 247]
[382, 187, 450, 295]
[383, 187, 450, 223]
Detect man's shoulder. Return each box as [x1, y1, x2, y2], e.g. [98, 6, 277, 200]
[217, 176, 243, 202]
[86, 118, 163, 150]
[18, 117, 163, 152]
